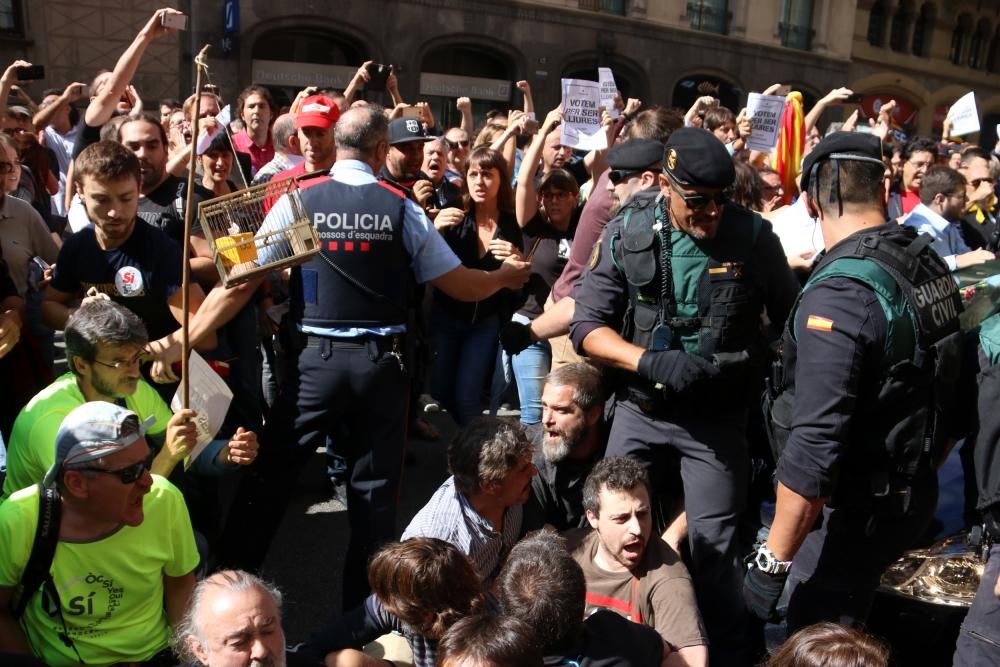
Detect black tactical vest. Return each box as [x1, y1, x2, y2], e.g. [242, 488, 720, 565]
[616, 193, 766, 375]
[766, 226, 963, 511]
[291, 179, 410, 329]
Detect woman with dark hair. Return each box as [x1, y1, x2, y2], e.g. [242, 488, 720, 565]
[495, 106, 582, 426]
[728, 158, 765, 212]
[429, 145, 523, 425]
[200, 131, 239, 197]
[765, 622, 890, 667]
[310, 538, 488, 667]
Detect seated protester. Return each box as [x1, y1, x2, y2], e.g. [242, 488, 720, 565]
[496, 531, 667, 667]
[309, 537, 487, 667]
[902, 165, 995, 272]
[2, 300, 257, 500]
[524, 362, 607, 532]
[0, 402, 199, 666]
[42, 140, 218, 401]
[437, 614, 542, 667]
[174, 570, 296, 667]
[402, 417, 536, 584]
[568, 457, 708, 666]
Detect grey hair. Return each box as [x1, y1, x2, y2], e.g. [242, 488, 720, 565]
[448, 417, 533, 495]
[173, 570, 283, 662]
[271, 113, 297, 153]
[64, 301, 148, 377]
[544, 362, 604, 412]
[334, 105, 388, 158]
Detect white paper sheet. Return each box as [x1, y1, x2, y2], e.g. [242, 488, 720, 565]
[746, 93, 787, 152]
[948, 92, 980, 137]
[560, 79, 608, 151]
[170, 350, 234, 469]
[598, 67, 620, 120]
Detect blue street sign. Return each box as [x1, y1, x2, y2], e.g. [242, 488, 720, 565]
[224, 0, 239, 34]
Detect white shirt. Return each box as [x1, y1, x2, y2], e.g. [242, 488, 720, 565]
[902, 203, 970, 272]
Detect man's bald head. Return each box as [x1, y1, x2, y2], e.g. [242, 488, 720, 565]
[335, 105, 389, 169]
[271, 113, 299, 155]
[175, 570, 286, 667]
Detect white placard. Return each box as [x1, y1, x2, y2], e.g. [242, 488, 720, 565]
[746, 93, 787, 152]
[195, 105, 234, 155]
[560, 79, 607, 151]
[598, 67, 620, 120]
[948, 92, 980, 137]
[171, 350, 234, 469]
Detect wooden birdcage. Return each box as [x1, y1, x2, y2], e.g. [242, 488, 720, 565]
[197, 175, 319, 287]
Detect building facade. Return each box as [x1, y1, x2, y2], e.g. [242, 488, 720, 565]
[2, 0, 999, 144]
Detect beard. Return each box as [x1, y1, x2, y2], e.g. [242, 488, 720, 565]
[543, 436, 571, 463]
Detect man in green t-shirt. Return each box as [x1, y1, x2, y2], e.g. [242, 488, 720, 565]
[0, 401, 199, 665]
[2, 300, 259, 500]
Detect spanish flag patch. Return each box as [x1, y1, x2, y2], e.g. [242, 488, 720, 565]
[806, 315, 834, 332]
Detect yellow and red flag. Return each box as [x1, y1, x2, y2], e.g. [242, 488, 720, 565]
[770, 92, 805, 206]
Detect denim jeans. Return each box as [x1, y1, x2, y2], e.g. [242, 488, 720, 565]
[493, 313, 551, 425]
[430, 302, 500, 426]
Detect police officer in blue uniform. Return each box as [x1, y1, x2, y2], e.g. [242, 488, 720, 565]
[743, 133, 965, 635]
[570, 129, 799, 665]
[219, 106, 530, 609]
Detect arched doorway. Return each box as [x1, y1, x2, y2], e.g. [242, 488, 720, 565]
[671, 74, 743, 113]
[250, 28, 367, 107]
[419, 43, 515, 131]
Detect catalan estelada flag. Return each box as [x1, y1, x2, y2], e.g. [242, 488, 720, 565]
[806, 315, 834, 332]
[770, 92, 804, 206]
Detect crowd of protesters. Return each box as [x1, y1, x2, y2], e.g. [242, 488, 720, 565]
[3, 6, 1000, 667]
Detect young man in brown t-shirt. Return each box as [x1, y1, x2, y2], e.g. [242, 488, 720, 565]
[569, 456, 709, 666]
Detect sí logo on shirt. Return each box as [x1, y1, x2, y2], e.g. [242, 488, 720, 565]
[114, 266, 145, 297]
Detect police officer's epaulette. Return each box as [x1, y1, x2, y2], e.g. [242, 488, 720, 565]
[376, 179, 409, 200]
[813, 226, 962, 347]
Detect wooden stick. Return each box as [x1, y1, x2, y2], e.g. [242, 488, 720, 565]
[181, 44, 211, 410]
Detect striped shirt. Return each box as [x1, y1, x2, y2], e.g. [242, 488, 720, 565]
[402, 476, 522, 584]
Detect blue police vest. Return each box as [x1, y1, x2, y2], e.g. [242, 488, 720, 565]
[291, 179, 410, 328]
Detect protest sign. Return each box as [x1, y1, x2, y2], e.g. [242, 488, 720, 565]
[560, 78, 607, 151]
[598, 67, 620, 119]
[745, 93, 786, 152]
[171, 349, 234, 468]
[948, 92, 980, 137]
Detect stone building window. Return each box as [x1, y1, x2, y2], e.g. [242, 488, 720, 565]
[950, 14, 972, 65]
[889, 0, 913, 52]
[579, 0, 627, 13]
[989, 28, 1000, 73]
[911, 2, 934, 57]
[969, 18, 993, 70]
[778, 0, 813, 50]
[0, 0, 22, 33]
[867, 0, 887, 47]
[687, 0, 728, 35]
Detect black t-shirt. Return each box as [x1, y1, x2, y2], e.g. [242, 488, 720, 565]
[51, 221, 183, 340]
[137, 175, 214, 244]
[71, 122, 103, 160]
[517, 208, 580, 319]
[435, 210, 523, 323]
[543, 609, 664, 666]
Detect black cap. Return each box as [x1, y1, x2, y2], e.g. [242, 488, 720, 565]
[607, 139, 664, 172]
[800, 131, 883, 194]
[389, 118, 432, 145]
[662, 128, 735, 189]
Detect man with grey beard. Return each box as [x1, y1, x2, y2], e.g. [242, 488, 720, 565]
[524, 362, 607, 531]
[175, 570, 289, 667]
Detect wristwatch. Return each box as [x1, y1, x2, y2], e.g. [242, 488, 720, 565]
[753, 545, 792, 575]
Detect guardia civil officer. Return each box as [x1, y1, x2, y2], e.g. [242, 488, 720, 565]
[743, 133, 965, 635]
[570, 128, 799, 666]
[219, 105, 531, 610]
[954, 312, 1000, 664]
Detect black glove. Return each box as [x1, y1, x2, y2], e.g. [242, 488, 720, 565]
[742, 565, 788, 622]
[637, 350, 720, 393]
[500, 321, 533, 356]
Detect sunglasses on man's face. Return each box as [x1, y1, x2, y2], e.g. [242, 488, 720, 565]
[608, 169, 642, 186]
[447, 140, 470, 149]
[970, 177, 996, 189]
[668, 178, 727, 210]
[77, 450, 155, 484]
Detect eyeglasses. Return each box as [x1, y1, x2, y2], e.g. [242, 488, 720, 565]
[667, 178, 727, 210]
[907, 159, 933, 170]
[970, 178, 996, 189]
[0, 161, 19, 175]
[608, 169, 642, 186]
[447, 140, 470, 149]
[91, 350, 146, 370]
[77, 451, 155, 484]
[2, 127, 26, 136]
